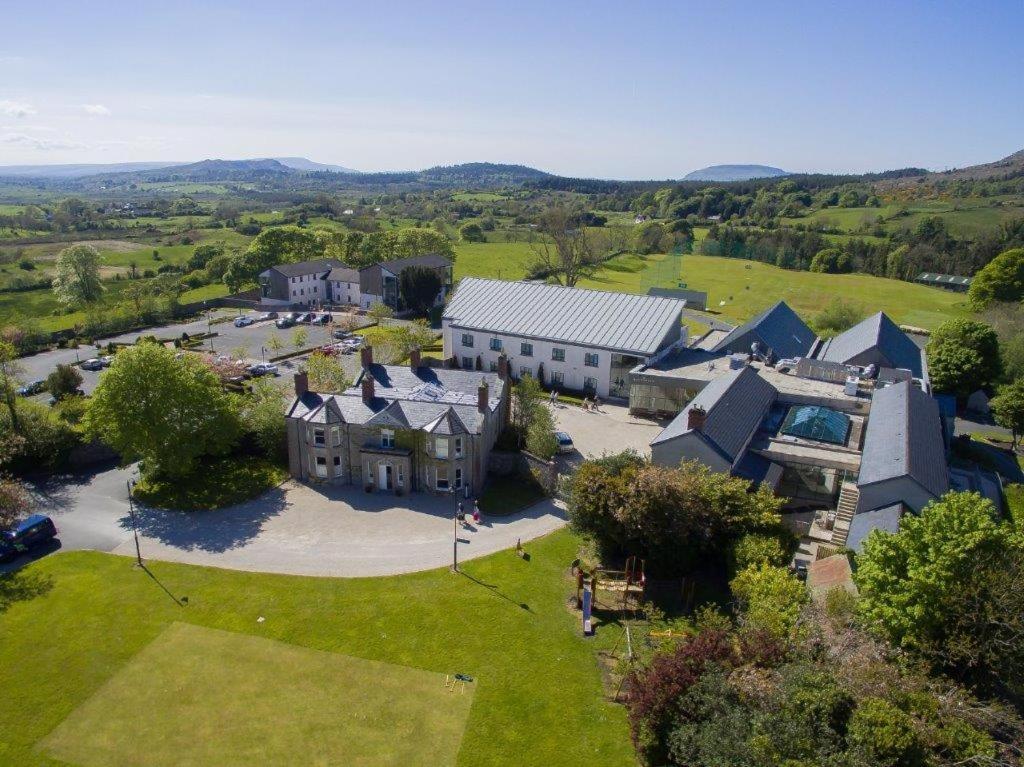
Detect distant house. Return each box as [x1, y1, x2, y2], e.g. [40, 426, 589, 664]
[915, 272, 972, 292]
[709, 301, 817, 361]
[358, 253, 453, 311]
[259, 259, 344, 306]
[285, 346, 508, 494]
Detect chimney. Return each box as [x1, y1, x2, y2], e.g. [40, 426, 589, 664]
[409, 346, 421, 370]
[294, 371, 309, 397]
[361, 373, 375, 403]
[497, 352, 510, 381]
[687, 405, 707, 432]
[477, 379, 489, 412]
[360, 345, 373, 369]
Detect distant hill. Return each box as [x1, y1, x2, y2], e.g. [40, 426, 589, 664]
[271, 157, 359, 173]
[683, 164, 789, 182]
[0, 161, 186, 179]
[81, 158, 299, 185]
[878, 148, 1024, 189]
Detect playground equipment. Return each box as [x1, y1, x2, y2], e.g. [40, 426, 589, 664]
[575, 556, 647, 635]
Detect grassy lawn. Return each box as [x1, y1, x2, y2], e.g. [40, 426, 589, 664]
[0, 529, 633, 766]
[134, 456, 288, 511]
[1005, 484, 1023, 526]
[41, 622, 474, 767]
[454, 242, 537, 281]
[478, 473, 547, 516]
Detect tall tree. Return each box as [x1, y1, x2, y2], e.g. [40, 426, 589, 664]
[990, 379, 1024, 448]
[528, 205, 603, 287]
[967, 247, 1024, 309]
[398, 265, 443, 314]
[52, 244, 104, 308]
[84, 342, 240, 478]
[926, 318, 1002, 398]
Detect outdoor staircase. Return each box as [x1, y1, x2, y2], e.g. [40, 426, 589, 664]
[830, 482, 860, 549]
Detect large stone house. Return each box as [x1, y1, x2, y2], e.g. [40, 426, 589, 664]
[285, 346, 509, 495]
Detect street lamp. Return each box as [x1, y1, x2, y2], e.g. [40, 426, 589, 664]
[126, 479, 143, 567]
[451, 487, 461, 573]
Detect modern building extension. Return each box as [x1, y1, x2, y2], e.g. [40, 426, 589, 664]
[442, 278, 687, 398]
[260, 253, 453, 311]
[285, 346, 508, 494]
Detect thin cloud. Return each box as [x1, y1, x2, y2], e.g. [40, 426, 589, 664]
[82, 103, 111, 116]
[0, 100, 35, 118]
[0, 132, 85, 150]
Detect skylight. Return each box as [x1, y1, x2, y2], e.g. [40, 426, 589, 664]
[780, 405, 850, 445]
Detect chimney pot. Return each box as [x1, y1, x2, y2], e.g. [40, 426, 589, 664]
[360, 345, 373, 369]
[497, 352, 509, 381]
[294, 371, 309, 397]
[361, 374, 375, 403]
[687, 405, 707, 432]
[477, 379, 489, 412]
[409, 346, 421, 370]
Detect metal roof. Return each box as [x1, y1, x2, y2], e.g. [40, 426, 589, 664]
[710, 300, 816, 359]
[651, 366, 777, 463]
[443, 278, 685, 356]
[270, 258, 345, 278]
[857, 381, 948, 497]
[816, 312, 924, 377]
[915, 272, 972, 286]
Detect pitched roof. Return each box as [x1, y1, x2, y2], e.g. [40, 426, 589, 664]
[377, 252, 452, 272]
[651, 366, 777, 464]
[443, 277, 685, 356]
[857, 381, 948, 497]
[270, 258, 345, 277]
[816, 312, 923, 377]
[326, 266, 360, 283]
[846, 503, 905, 552]
[710, 300, 816, 359]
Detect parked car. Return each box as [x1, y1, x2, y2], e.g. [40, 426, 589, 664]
[256, 311, 278, 321]
[247, 363, 279, 377]
[80, 358, 106, 371]
[0, 514, 58, 561]
[297, 312, 315, 323]
[555, 431, 575, 454]
[312, 313, 331, 325]
[275, 317, 295, 329]
[16, 380, 46, 396]
[234, 315, 255, 328]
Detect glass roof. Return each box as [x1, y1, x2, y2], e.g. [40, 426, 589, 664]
[780, 405, 851, 445]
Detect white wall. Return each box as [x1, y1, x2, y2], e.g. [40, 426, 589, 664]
[443, 323, 635, 397]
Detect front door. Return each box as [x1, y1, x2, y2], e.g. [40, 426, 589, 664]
[377, 463, 393, 490]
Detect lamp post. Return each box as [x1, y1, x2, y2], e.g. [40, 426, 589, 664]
[126, 479, 143, 567]
[451, 487, 459, 573]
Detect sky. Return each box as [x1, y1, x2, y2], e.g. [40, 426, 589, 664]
[0, 0, 1022, 178]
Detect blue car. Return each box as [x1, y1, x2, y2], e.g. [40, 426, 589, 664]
[16, 380, 46, 396]
[0, 514, 58, 562]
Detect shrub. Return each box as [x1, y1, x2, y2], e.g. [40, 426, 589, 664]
[847, 698, 925, 767]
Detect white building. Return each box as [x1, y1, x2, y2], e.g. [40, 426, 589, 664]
[442, 278, 687, 398]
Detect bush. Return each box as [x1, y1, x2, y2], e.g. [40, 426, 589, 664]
[847, 698, 925, 767]
[133, 455, 287, 511]
[46, 363, 83, 400]
[730, 531, 794, 573]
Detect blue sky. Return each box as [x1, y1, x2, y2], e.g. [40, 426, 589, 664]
[1, 0, 1021, 177]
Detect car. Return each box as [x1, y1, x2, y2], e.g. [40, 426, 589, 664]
[312, 313, 331, 325]
[234, 315, 255, 327]
[0, 514, 58, 562]
[275, 317, 295, 329]
[247, 363, 279, 377]
[16, 380, 46, 396]
[332, 328, 351, 339]
[298, 312, 316, 323]
[555, 431, 575, 454]
[80, 358, 106, 371]
[256, 311, 278, 321]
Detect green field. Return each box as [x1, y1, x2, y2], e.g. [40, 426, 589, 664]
[0, 530, 632, 767]
[454, 241, 537, 280]
[41, 622, 474, 767]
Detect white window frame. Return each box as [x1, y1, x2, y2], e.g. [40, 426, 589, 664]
[436, 436, 449, 459]
[584, 353, 599, 367]
[381, 429, 395, 449]
[461, 333, 474, 348]
[455, 467, 463, 489]
[397, 464, 404, 487]
[552, 347, 565, 362]
[489, 338, 502, 352]
[313, 428, 325, 446]
[333, 455, 342, 477]
[454, 437, 463, 458]
[436, 468, 450, 491]
[331, 426, 341, 446]
[315, 455, 328, 478]
[520, 342, 533, 357]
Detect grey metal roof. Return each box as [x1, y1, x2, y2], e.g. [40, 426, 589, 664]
[271, 258, 345, 278]
[816, 312, 923, 377]
[710, 301, 816, 359]
[857, 381, 949, 497]
[651, 366, 777, 463]
[443, 278, 685, 356]
[915, 272, 972, 286]
[846, 503, 905, 552]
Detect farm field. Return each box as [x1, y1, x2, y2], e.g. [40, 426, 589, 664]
[0, 530, 634, 767]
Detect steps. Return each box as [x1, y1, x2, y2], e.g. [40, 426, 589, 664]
[830, 482, 860, 548]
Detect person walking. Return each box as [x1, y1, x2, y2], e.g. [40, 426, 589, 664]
[593, 395, 602, 412]
[472, 500, 481, 526]
[553, 390, 559, 407]
[549, 389, 556, 405]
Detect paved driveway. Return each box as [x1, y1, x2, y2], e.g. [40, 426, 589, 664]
[6, 466, 566, 577]
[551, 402, 665, 461]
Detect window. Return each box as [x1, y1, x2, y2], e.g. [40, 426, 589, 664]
[519, 365, 532, 378]
[397, 464, 404, 487]
[520, 342, 533, 357]
[584, 353, 599, 367]
[333, 455, 342, 477]
[331, 426, 341, 446]
[455, 468, 463, 489]
[436, 469, 450, 491]
[315, 456, 327, 478]
[436, 437, 449, 459]
[462, 356, 473, 370]
[489, 338, 502, 352]
[454, 437, 463, 457]
[381, 429, 394, 449]
[313, 428, 325, 446]
[551, 347, 565, 362]
[461, 333, 474, 348]
[584, 376, 597, 392]
[489, 361, 498, 372]
[552, 371, 564, 385]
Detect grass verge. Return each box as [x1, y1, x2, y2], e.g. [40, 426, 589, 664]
[133, 456, 288, 511]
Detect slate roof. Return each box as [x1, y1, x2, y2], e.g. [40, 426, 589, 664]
[443, 278, 685, 356]
[710, 300, 816, 359]
[326, 266, 360, 283]
[287, 364, 503, 435]
[270, 258, 345, 278]
[651, 366, 777, 464]
[857, 381, 948, 497]
[816, 312, 924, 377]
[734, 451, 784, 489]
[846, 503, 905, 552]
